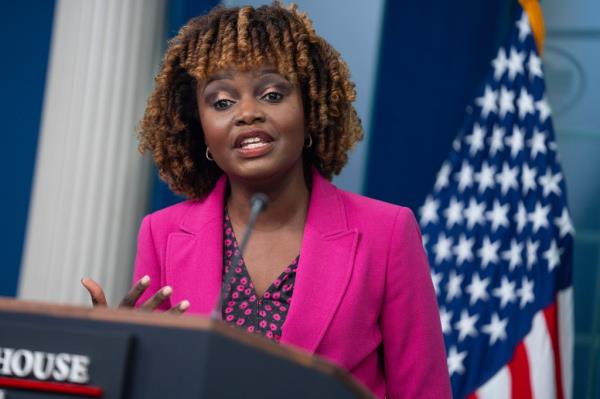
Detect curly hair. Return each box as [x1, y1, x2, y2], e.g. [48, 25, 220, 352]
[138, 1, 364, 199]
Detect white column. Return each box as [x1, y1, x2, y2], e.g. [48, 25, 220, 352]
[19, 0, 167, 305]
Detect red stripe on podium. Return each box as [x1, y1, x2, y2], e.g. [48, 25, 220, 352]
[0, 377, 103, 397]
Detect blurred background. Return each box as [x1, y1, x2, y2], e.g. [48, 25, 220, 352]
[0, 0, 597, 397]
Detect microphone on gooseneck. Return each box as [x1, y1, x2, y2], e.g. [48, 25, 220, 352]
[211, 193, 269, 320]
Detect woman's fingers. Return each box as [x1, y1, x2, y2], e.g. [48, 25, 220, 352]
[81, 278, 108, 307]
[118, 275, 151, 308]
[169, 300, 190, 315]
[140, 286, 173, 311]
[82, 277, 188, 314]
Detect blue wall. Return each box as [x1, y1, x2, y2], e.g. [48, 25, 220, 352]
[0, 1, 55, 296]
[149, 0, 220, 212]
[366, 0, 513, 211]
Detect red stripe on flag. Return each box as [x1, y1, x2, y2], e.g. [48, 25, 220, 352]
[544, 302, 565, 399]
[508, 342, 533, 399]
[467, 393, 478, 399]
[0, 377, 103, 397]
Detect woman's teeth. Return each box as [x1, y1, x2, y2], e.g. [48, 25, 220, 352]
[240, 137, 268, 148]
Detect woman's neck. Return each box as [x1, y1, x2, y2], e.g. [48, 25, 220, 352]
[226, 166, 310, 232]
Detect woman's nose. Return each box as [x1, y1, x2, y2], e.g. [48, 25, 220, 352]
[234, 97, 266, 125]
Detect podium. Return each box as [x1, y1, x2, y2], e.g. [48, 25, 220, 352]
[0, 298, 374, 399]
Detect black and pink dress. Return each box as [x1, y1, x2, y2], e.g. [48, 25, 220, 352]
[221, 211, 298, 342]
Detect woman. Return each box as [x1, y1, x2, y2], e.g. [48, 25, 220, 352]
[82, 3, 451, 398]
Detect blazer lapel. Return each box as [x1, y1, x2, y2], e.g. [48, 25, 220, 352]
[281, 171, 358, 353]
[166, 176, 227, 315]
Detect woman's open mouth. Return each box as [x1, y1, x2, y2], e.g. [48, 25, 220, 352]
[234, 131, 274, 158]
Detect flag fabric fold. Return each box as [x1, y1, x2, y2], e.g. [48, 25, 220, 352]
[418, 5, 574, 399]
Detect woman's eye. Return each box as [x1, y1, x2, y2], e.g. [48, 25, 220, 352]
[213, 99, 234, 110]
[262, 91, 283, 102]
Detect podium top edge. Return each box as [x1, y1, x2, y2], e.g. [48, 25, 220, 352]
[0, 297, 376, 398]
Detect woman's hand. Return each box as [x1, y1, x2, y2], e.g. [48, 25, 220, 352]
[80, 276, 190, 314]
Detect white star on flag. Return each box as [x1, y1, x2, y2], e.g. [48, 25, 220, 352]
[528, 128, 547, 158]
[496, 163, 519, 194]
[447, 346, 467, 376]
[434, 233, 454, 264]
[455, 310, 479, 341]
[528, 52, 543, 80]
[486, 200, 510, 232]
[456, 161, 474, 192]
[554, 209, 575, 238]
[435, 162, 451, 191]
[454, 234, 475, 266]
[489, 125, 505, 156]
[475, 86, 498, 118]
[539, 168, 562, 197]
[492, 47, 508, 81]
[505, 126, 525, 158]
[507, 47, 525, 80]
[521, 164, 537, 194]
[502, 239, 524, 271]
[465, 124, 486, 155]
[444, 198, 464, 228]
[517, 277, 535, 308]
[516, 12, 531, 41]
[515, 202, 528, 233]
[446, 270, 464, 301]
[440, 307, 453, 335]
[543, 239, 562, 271]
[482, 313, 508, 345]
[477, 237, 501, 268]
[516, 88, 535, 119]
[492, 276, 517, 308]
[465, 273, 490, 305]
[475, 162, 496, 193]
[528, 202, 550, 233]
[420, 196, 440, 226]
[535, 96, 552, 122]
[464, 198, 486, 229]
[526, 239, 540, 269]
[498, 87, 515, 118]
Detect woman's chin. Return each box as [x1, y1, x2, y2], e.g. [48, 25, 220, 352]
[226, 157, 304, 186]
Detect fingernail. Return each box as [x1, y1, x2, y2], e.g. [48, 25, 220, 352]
[180, 300, 190, 310]
[162, 286, 172, 296]
[140, 275, 150, 285]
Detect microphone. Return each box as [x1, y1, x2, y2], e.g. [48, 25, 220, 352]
[211, 193, 269, 320]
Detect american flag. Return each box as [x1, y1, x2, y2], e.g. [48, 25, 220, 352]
[418, 6, 574, 399]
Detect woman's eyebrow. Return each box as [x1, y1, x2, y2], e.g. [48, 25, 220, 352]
[257, 68, 280, 76]
[206, 71, 234, 84]
[256, 71, 290, 85]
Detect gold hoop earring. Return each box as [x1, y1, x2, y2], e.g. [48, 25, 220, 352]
[305, 136, 313, 148]
[205, 147, 214, 161]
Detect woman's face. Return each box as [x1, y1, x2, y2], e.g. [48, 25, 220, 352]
[197, 66, 306, 184]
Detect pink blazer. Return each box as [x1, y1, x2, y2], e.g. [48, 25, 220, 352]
[133, 170, 451, 398]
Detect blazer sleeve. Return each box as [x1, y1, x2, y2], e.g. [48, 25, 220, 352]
[132, 214, 171, 310]
[380, 207, 452, 398]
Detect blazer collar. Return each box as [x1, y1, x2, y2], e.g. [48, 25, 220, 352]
[167, 170, 358, 353]
[280, 169, 358, 353]
[179, 175, 228, 234]
[166, 175, 227, 315]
